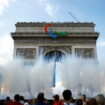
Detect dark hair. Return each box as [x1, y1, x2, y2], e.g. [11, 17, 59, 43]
[76, 99, 83, 105]
[20, 96, 24, 101]
[14, 94, 20, 102]
[53, 94, 59, 101]
[82, 94, 86, 98]
[6, 96, 11, 101]
[62, 89, 72, 101]
[37, 92, 44, 102]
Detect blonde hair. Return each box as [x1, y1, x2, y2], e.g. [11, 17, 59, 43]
[86, 98, 98, 105]
[95, 94, 105, 105]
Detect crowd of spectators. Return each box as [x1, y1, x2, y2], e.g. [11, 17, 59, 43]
[0, 89, 105, 105]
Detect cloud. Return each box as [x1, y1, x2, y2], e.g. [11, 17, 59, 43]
[97, 41, 105, 47]
[0, 0, 16, 15]
[46, 3, 59, 16]
[0, 22, 5, 27]
[37, 0, 47, 4]
[0, 33, 14, 66]
[37, 0, 59, 16]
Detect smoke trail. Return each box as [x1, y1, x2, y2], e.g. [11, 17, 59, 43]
[59, 55, 105, 98]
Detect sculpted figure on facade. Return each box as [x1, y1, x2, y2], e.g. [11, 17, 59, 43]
[75, 48, 94, 58]
[16, 48, 36, 59]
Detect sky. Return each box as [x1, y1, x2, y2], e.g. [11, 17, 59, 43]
[0, 0, 105, 65]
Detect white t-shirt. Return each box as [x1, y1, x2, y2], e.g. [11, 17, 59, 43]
[64, 102, 75, 105]
[24, 102, 30, 105]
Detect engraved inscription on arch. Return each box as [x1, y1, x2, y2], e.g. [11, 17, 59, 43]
[16, 48, 36, 59]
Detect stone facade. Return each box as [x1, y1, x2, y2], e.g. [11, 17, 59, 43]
[16, 48, 36, 59]
[75, 48, 95, 58]
[11, 22, 99, 63]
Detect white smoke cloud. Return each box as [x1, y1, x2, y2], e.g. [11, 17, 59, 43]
[59, 56, 105, 98]
[0, 0, 16, 15]
[0, 58, 54, 99]
[0, 33, 14, 66]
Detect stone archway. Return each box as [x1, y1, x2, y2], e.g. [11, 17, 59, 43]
[45, 50, 65, 61]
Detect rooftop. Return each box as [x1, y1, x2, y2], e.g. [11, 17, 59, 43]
[15, 22, 95, 27]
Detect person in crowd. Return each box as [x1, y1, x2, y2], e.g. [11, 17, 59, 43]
[20, 96, 25, 105]
[76, 99, 82, 105]
[95, 94, 105, 105]
[24, 99, 31, 105]
[20, 96, 31, 105]
[0, 100, 4, 105]
[13, 94, 24, 105]
[53, 94, 63, 105]
[6, 97, 14, 105]
[62, 89, 76, 105]
[81, 95, 86, 105]
[86, 98, 98, 105]
[71, 97, 76, 104]
[35, 92, 49, 105]
[4, 96, 11, 105]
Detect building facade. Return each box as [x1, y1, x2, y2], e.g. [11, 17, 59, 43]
[11, 22, 99, 64]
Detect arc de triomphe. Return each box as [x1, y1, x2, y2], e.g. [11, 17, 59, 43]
[11, 22, 99, 64]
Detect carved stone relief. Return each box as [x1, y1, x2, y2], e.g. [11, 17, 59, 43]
[75, 48, 94, 58]
[16, 48, 36, 59]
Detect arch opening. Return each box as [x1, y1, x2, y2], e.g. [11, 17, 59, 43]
[45, 50, 65, 62]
